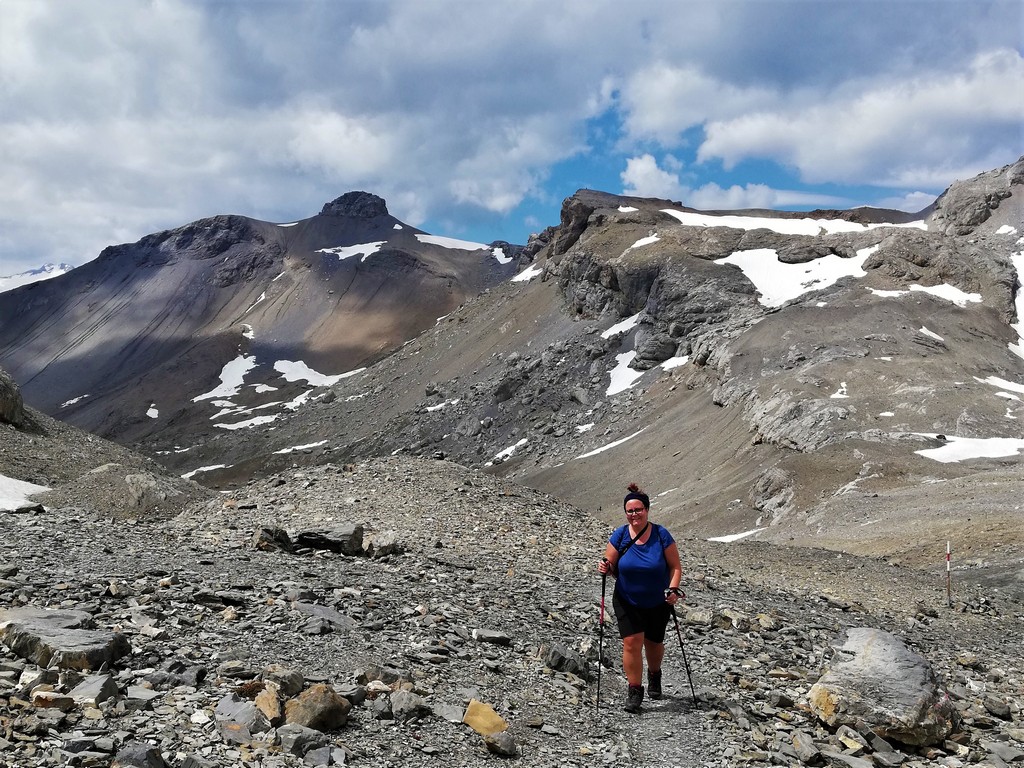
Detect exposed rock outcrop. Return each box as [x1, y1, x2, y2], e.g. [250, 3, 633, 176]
[929, 157, 1024, 235]
[0, 607, 131, 671]
[320, 191, 389, 218]
[0, 367, 25, 428]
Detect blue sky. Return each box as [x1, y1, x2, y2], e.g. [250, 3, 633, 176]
[1, 0, 1021, 274]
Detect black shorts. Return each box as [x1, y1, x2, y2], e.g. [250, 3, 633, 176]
[612, 588, 671, 642]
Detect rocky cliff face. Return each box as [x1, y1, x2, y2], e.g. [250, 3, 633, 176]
[930, 161, 1024, 235]
[319, 190, 390, 218]
[541, 166, 1021, 457]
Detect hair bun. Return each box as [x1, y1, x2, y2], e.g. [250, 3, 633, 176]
[627, 482, 641, 493]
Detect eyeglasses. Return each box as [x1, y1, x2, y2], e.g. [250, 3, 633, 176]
[625, 508, 646, 516]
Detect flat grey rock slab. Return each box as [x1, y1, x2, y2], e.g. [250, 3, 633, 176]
[0, 607, 131, 670]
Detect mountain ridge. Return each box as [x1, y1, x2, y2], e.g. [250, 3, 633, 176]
[1, 160, 1022, 587]
[109, 157, 1023, 586]
[0, 193, 523, 445]
[0, 262, 74, 294]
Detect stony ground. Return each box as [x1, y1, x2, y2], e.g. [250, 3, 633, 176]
[0, 410, 212, 520]
[1, 457, 1022, 767]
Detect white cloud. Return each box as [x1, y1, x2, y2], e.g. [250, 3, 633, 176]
[622, 155, 848, 209]
[621, 154, 687, 200]
[286, 110, 401, 180]
[687, 183, 847, 210]
[0, 2, 620, 272]
[621, 63, 775, 144]
[874, 191, 938, 213]
[698, 49, 1024, 188]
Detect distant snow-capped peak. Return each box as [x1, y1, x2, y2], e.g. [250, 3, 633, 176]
[0, 262, 74, 293]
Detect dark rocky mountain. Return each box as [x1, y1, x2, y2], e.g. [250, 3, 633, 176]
[0, 192, 522, 446]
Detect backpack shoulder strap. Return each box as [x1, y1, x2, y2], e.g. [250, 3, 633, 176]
[651, 523, 671, 560]
[616, 522, 650, 559]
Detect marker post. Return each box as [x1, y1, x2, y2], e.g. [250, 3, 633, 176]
[946, 541, 952, 608]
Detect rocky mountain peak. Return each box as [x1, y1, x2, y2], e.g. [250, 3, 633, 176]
[928, 155, 1023, 235]
[319, 191, 389, 219]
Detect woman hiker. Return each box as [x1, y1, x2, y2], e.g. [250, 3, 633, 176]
[597, 483, 683, 713]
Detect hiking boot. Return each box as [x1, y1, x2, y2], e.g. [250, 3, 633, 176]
[623, 684, 644, 713]
[648, 670, 663, 699]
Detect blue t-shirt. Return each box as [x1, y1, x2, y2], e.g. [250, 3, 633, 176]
[611, 524, 675, 608]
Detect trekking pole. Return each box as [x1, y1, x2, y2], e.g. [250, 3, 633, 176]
[596, 562, 607, 712]
[669, 603, 697, 704]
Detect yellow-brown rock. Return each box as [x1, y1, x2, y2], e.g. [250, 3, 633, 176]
[462, 699, 508, 736]
[255, 682, 284, 725]
[284, 683, 350, 731]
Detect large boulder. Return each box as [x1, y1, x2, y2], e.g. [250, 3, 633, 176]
[111, 742, 167, 768]
[551, 193, 596, 256]
[214, 693, 272, 741]
[293, 523, 364, 555]
[808, 628, 957, 746]
[462, 699, 508, 736]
